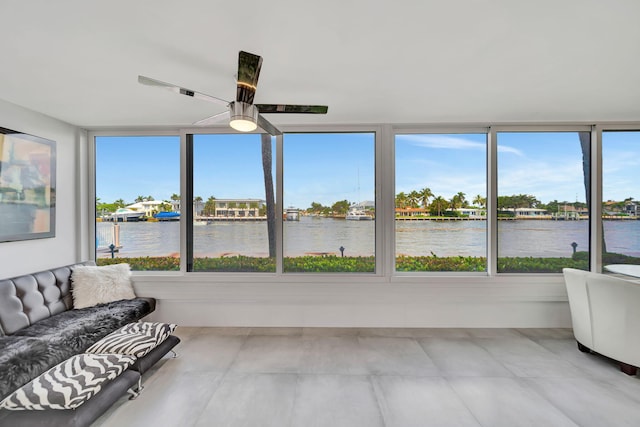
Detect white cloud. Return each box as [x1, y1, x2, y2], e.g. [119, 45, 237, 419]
[397, 134, 523, 156]
[499, 159, 587, 203]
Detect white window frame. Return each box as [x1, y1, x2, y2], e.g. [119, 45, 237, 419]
[87, 122, 638, 292]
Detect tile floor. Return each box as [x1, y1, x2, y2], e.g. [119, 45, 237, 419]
[94, 327, 640, 427]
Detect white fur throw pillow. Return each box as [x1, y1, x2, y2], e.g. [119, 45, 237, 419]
[71, 263, 136, 309]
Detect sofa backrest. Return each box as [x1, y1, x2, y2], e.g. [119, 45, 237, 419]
[0, 261, 95, 336]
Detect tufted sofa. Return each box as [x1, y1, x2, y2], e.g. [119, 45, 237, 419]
[563, 268, 640, 375]
[0, 262, 179, 427]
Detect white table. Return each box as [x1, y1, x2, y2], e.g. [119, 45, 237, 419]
[604, 264, 640, 278]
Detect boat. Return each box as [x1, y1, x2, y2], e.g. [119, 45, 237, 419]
[154, 211, 180, 221]
[345, 208, 373, 220]
[109, 208, 146, 222]
[285, 207, 300, 221]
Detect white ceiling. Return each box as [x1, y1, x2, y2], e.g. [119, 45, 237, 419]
[1, 0, 639, 129]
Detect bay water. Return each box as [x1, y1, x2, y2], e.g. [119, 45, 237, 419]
[97, 217, 640, 258]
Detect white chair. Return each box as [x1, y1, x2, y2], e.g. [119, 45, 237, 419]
[563, 268, 592, 352]
[563, 268, 640, 375]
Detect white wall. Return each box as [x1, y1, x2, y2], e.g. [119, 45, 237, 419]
[133, 274, 573, 328]
[0, 99, 83, 278]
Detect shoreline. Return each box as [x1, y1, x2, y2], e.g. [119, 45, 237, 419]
[395, 216, 638, 221]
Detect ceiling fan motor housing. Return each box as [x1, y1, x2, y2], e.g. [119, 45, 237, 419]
[229, 101, 259, 132]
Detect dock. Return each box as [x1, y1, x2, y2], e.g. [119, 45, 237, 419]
[195, 216, 266, 222]
[96, 223, 122, 255]
[396, 216, 485, 221]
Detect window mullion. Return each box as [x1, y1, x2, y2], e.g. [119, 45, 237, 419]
[591, 126, 602, 272]
[276, 133, 284, 275]
[487, 128, 498, 276]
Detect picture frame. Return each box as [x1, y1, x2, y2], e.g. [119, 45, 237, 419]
[0, 127, 56, 242]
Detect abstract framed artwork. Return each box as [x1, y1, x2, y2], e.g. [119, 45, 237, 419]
[0, 127, 56, 242]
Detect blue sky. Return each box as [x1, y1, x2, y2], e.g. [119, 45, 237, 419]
[397, 131, 639, 205]
[95, 136, 180, 204]
[602, 131, 640, 202]
[497, 132, 588, 204]
[96, 131, 638, 208]
[96, 133, 376, 208]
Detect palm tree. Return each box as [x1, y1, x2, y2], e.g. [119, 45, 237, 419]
[456, 192, 467, 208]
[419, 187, 433, 208]
[157, 201, 172, 212]
[579, 132, 606, 253]
[134, 195, 145, 203]
[430, 196, 448, 216]
[449, 196, 458, 210]
[114, 198, 125, 208]
[450, 192, 465, 210]
[395, 192, 408, 209]
[261, 134, 276, 258]
[408, 190, 420, 208]
[203, 196, 216, 216]
[473, 194, 486, 208]
[194, 196, 203, 216]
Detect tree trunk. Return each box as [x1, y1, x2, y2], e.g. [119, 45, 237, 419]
[579, 132, 606, 254]
[261, 134, 276, 258]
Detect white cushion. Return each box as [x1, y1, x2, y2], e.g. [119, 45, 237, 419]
[71, 263, 136, 309]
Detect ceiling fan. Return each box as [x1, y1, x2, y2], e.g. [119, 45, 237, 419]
[138, 51, 328, 136]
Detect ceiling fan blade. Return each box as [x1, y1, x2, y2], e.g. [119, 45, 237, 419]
[257, 114, 282, 136]
[255, 104, 328, 114]
[138, 75, 229, 106]
[236, 51, 263, 104]
[192, 110, 230, 126]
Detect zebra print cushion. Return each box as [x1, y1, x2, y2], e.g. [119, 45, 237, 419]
[117, 322, 177, 345]
[0, 354, 135, 410]
[84, 332, 159, 357]
[84, 322, 177, 357]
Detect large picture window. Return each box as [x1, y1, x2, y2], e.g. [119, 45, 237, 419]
[190, 134, 275, 272]
[283, 133, 376, 273]
[496, 131, 590, 273]
[395, 133, 487, 272]
[92, 126, 635, 278]
[95, 135, 180, 270]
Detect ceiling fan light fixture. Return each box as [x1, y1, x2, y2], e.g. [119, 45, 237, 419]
[229, 102, 258, 132]
[138, 51, 327, 136]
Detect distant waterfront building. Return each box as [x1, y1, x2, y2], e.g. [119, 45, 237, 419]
[125, 200, 167, 218]
[455, 208, 485, 218]
[353, 200, 375, 210]
[209, 198, 265, 218]
[551, 205, 589, 220]
[395, 207, 428, 217]
[508, 208, 549, 218]
[625, 202, 639, 217]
